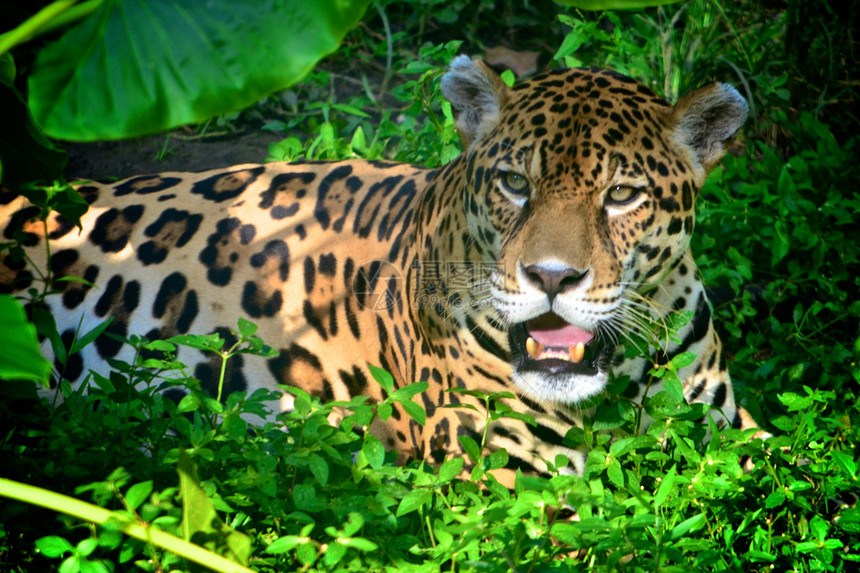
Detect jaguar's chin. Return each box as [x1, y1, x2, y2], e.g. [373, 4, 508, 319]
[508, 313, 615, 404]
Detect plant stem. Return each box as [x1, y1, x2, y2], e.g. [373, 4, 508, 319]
[712, 0, 753, 74]
[217, 352, 228, 404]
[480, 395, 492, 452]
[0, 0, 103, 57]
[374, 2, 393, 105]
[424, 512, 436, 549]
[41, 218, 53, 297]
[0, 477, 256, 573]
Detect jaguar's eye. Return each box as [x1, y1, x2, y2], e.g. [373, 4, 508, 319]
[502, 172, 529, 196]
[606, 185, 642, 206]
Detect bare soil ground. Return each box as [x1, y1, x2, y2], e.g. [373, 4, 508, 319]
[63, 129, 283, 182]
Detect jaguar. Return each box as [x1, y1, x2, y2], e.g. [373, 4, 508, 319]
[1, 56, 756, 482]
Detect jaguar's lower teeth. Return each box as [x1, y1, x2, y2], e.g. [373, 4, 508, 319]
[525, 337, 586, 363]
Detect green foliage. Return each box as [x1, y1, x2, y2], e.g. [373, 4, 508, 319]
[1, 473, 257, 573]
[265, 40, 462, 168]
[169, 317, 278, 404]
[553, 0, 790, 124]
[692, 111, 860, 505]
[781, 0, 858, 143]
[3, 314, 856, 571]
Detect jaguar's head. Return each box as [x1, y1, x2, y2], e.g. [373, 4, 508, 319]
[441, 56, 747, 404]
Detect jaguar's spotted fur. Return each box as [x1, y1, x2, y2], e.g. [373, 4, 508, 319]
[0, 56, 755, 482]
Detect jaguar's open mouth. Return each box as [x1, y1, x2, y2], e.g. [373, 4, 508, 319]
[509, 313, 613, 378]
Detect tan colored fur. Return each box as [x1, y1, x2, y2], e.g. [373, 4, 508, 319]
[1, 58, 754, 484]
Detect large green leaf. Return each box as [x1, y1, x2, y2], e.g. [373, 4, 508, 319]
[0, 295, 52, 386]
[29, 0, 371, 141]
[178, 449, 251, 567]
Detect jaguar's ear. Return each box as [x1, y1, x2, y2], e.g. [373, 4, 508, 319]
[671, 82, 748, 171]
[441, 55, 510, 151]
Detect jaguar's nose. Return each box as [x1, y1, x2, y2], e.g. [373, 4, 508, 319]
[523, 263, 589, 298]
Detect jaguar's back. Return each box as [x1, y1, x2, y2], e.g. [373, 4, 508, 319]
[2, 160, 432, 407]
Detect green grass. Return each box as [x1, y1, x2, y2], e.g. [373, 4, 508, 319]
[1, 0, 858, 571]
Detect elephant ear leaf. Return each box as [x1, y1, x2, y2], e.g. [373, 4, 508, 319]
[28, 0, 371, 142]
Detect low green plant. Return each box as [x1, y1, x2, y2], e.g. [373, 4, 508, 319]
[553, 0, 784, 107]
[694, 110, 860, 423]
[265, 40, 462, 168]
[2, 271, 857, 572]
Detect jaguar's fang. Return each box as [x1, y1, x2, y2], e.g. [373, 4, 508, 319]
[569, 342, 585, 363]
[526, 337, 544, 360]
